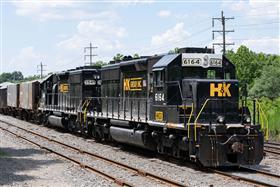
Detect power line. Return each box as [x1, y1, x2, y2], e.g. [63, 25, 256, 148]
[84, 43, 97, 66]
[234, 21, 280, 27]
[236, 26, 279, 30]
[37, 62, 46, 79]
[212, 11, 234, 54]
[239, 13, 279, 18]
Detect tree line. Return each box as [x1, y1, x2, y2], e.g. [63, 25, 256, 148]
[0, 71, 41, 84]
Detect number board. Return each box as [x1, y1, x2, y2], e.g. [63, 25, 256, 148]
[182, 54, 222, 68]
[154, 93, 164, 102]
[84, 80, 96, 85]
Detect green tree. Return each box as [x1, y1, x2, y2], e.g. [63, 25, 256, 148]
[250, 63, 280, 100]
[23, 75, 41, 82]
[0, 71, 23, 83]
[11, 71, 24, 81]
[226, 45, 263, 87]
[0, 72, 12, 83]
[93, 60, 107, 67]
[113, 53, 124, 61]
[133, 53, 140, 58]
[168, 47, 180, 54]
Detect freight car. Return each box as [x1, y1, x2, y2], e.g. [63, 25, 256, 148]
[0, 47, 264, 167]
[6, 83, 20, 116]
[0, 82, 11, 114]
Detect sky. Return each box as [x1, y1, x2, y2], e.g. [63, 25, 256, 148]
[1, 0, 279, 76]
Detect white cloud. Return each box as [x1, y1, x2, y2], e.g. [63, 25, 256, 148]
[240, 37, 279, 54]
[151, 22, 190, 47]
[158, 10, 171, 17]
[115, 0, 155, 6]
[12, 1, 117, 22]
[57, 17, 126, 51]
[9, 47, 44, 76]
[12, 0, 156, 21]
[223, 0, 279, 20]
[230, 0, 247, 11]
[56, 10, 127, 66]
[247, 0, 279, 20]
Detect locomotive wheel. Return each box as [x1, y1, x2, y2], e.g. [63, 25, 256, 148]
[87, 121, 93, 138]
[92, 125, 102, 142]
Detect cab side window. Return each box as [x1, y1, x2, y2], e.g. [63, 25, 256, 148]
[154, 71, 164, 87]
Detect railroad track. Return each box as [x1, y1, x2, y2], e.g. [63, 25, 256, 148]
[208, 142, 280, 187]
[1, 117, 280, 187]
[210, 168, 279, 187]
[265, 142, 280, 146]
[0, 119, 187, 187]
[264, 142, 280, 155]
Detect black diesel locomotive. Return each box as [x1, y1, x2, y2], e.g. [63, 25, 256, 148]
[0, 47, 264, 167]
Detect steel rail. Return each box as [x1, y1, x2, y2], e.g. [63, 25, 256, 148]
[264, 143, 280, 155]
[264, 149, 280, 155]
[0, 119, 188, 187]
[264, 145, 280, 151]
[240, 166, 280, 179]
[265, 142, 280, 147]
[209, 168, 279, 187]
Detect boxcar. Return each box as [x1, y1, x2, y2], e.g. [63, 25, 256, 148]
[19, 81, 40, 110]
[7, 84, 20, 108]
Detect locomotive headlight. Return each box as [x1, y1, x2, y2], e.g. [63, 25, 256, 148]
[217, 116, 225, 124]
[244, 116, 251, 123]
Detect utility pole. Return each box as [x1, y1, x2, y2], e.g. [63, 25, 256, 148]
[212, 11, 234, 54]
[37, 62, 46, 78]
[84, 43, 97, 66]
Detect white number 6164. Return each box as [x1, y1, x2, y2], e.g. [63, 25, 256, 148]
[155, 93, 164, 101]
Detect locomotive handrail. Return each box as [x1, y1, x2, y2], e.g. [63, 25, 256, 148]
[83, 99, 91, 123]
[187, 103, 194, 139]
[194, 98, 210, 142]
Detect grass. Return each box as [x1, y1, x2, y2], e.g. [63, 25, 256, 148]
[256, 98, 280, 141]
[267, 108, 280, 141]
[243, 97, 280, 141]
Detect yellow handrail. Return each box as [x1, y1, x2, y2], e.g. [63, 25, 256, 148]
[80, 99, 89, 123]
[83, 100, 90, 123]
[194, 99, 210, 142]
[257, 100, 269, 141]
[187, 103, 194, 139]
[261, 108, 269, 141]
